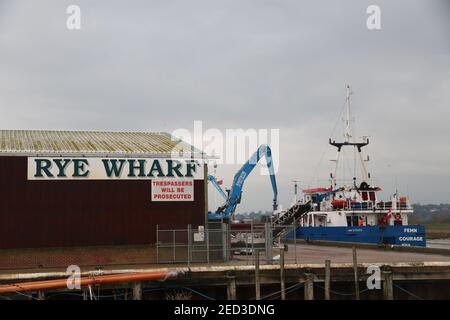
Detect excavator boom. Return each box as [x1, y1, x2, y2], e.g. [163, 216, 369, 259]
[208, 144, 278, 220]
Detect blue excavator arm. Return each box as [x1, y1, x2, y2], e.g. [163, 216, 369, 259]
[208, 144, 278, 220]
[208, 175, 228, 200]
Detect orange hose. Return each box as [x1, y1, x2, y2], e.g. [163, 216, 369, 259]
[0, 271, 178, 294]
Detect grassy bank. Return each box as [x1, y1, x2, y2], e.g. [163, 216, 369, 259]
[424, 223, 450, 239]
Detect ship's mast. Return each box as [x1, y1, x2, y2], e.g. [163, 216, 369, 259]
[329, 85, 370, 188]
[344, 85, 352, 142]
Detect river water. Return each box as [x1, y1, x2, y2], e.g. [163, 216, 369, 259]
[427, 239, 450, 249]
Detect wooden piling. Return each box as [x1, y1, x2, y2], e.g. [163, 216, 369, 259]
[37, 290, 45, 300]
[304, 273, 314, 300]
[133, 282, 142, 300]
[325, 260, 331, 300]
[383, 271, 394, 300]
[352, 246, 360, 300]
[227, 277, 237, 300]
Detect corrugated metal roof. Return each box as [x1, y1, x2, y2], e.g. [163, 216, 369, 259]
[0, 130, 206, 157]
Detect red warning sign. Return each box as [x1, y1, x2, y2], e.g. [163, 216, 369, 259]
[151, 179, 194, 201]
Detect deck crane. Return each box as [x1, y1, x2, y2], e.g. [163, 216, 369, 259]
[207, 144, 278, 221]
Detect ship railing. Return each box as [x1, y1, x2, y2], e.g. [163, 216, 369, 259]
[375, 201, 412, 211]
[333, 200, 412, 212]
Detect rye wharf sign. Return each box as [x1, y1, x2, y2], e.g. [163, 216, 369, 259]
[27, 157, 204, 180]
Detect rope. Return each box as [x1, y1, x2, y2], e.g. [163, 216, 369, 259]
[247, 282, 305, 300]
[393, 283, 423, 300]
[308, 97, 347, 188]
[261, 282, 304, 300]
[12, 290, 40, 300]
[24, 286, 215, 300]
[2, 283, 425, 301]
[282, 282, 305, 297]
[314, 283, 370, 296]
[179, 286, 216, 300]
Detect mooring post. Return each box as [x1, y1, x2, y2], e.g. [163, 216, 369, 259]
[227, 277, 237, 300]
[255, 249, 261, 300]
[325, 260, 331, 300]
[133, 282, 142, 300]
[383, 271, 394, 300]
[352, 246, 360, 300]
[280, 247, 286, 300]
[304, 273, 314, 300]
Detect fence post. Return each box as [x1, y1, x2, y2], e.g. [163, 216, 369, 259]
[206, 225, 210, 264]
[294, 224, 297, 264]
[255, 249, 261, 300]
[251, 220, 254, 264]
[304, 273, 314, 300]
[280, 247, 286, 300]
[265, 222, 273, 261]
[325, 260, 331, 300]
[222, 222, 228, 262]
[352, 246, 360, 300]
[246, 229, 249, 266]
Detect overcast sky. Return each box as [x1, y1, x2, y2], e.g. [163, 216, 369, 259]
[0, 0, 449, 212]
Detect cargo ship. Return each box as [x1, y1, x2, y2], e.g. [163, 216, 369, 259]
[287, 86, 426, 247]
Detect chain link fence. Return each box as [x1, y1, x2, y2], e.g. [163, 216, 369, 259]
[156, 222, 302, 265]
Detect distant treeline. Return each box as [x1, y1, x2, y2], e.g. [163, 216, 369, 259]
[409, 204, 450, 224]
[235, 210, 271, 222]
[236, 204, 450, 224]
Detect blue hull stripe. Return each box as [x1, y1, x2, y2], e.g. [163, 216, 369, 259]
[286, 225, 426, 247]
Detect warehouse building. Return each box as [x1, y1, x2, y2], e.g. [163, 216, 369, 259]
[0, 130, 208, 251]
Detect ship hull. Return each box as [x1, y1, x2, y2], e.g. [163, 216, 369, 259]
[288, 225, 426, 247]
